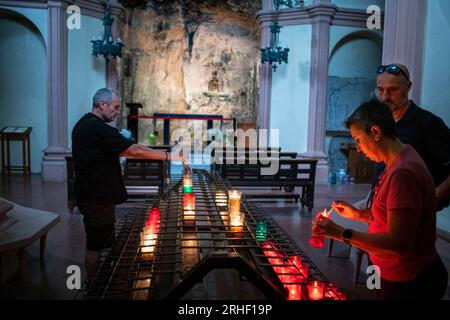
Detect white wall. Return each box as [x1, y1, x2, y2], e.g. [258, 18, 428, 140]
[0, 8, 48, 173]
[67, 14, 106, 150]
[421, 0, 450, 124]
[421, 0, 450, 232]
[270, 24, 311, 153]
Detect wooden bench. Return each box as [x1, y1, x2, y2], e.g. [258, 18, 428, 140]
[213, 157, 318, 211]
[123, 145, 171, 198]
[123, 158, 168, 197]
[0, 198, 60, 281]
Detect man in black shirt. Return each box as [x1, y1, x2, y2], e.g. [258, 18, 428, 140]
[370, 64, 450, 211]
[72, 88, 183, 281]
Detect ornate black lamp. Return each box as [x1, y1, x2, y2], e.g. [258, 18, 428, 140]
[261, 0, 304, 72]
[91, 0, 124, 62]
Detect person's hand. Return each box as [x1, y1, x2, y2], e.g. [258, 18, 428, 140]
[332, 200, 357, 219]
[313, 215, 344, 241]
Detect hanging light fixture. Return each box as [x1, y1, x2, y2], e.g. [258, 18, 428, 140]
[261, 0, 304, 72]
[91, 0, 124, 62]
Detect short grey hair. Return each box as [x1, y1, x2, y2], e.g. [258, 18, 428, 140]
[92, 88, 119, 108]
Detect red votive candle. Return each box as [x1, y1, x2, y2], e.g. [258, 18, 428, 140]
[309, 209, 331, 248]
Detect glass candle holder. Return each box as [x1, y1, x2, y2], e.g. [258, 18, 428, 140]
[183, 176, 193, 193]
[307, 280, 324, 300]
[256, 220, 268, 241]
[290, 256, 308, 280]
[140, 231, 157, 259]
[228, 190, 242, 215]
[229, 211, 244, 227]
[285, 283, 302, 300]
[229, 211, 244, 237]
[215, 191, 227, 208]
[309, 208, 331, 248]
[183, 193, 196, 222]
[183, 193, 195, 210]
[183, 209, 195, 222]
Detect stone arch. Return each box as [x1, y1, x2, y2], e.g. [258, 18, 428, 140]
[0, 8, 48, 173]
[0, 8, 47, 51]
[326, 30, 382, 175]
[330, 30, 382, 61]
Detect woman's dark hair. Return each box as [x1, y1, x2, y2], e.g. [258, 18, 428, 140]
[345, 100, 397, 139]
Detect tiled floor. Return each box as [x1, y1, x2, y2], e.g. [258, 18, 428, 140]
[0, 173, 449, 300]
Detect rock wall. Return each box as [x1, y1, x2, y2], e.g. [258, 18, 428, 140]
[118, 0, 261, 144]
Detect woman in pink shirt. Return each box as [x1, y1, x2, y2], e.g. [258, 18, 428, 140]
[315, 100, 448, 299]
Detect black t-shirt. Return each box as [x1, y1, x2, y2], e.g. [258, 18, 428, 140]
[72, 113, 134, 205]
[372, 101, 450, 210]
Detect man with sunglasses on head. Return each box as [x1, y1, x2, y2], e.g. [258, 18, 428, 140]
[369, 63, 450, 211]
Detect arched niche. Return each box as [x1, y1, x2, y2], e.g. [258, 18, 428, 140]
[326, 30, 382, 175]
[0, 8, 48, 173]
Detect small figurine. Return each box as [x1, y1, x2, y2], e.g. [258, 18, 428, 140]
[208, 71, 220, 92]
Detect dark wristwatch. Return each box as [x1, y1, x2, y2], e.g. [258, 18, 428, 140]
[342, 228, 354, 244]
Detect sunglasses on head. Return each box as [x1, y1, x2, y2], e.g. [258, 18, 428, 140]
[376, 65, 410, 81]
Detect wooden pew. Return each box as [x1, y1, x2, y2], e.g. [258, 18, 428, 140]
[213, 155, 318, 211]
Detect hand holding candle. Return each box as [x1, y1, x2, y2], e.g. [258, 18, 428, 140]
[309, 208, 331, 248]
[312, 208, 346, 244]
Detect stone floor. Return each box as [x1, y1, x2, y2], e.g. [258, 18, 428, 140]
[0, 173, 449, 300]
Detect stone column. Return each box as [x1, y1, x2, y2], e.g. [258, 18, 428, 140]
[257, 23, 273, 130]
[299, 3, 336, 184]
[256, 0, 273, 130]
[42, 1, 70, 181]
[382, 0, 426, 103]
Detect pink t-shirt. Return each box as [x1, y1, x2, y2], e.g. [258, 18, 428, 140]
[369, 145, 437, 281]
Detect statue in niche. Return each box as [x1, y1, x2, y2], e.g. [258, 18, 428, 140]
[208, 71, 220, 92]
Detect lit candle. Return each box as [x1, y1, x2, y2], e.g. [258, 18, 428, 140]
[291, 256, 308, 279]
[215, 191, 227, 208]
[140, 231, 157, 259]
[285, 284, 302, 300]
[220, 211, 228, 223]
[183, 193, 195, 209]
[291, 256, 302, 269]
[183, 176, 193, 193]
[229, 211, 244, 237]
[228, 190, 241, 215]
[256, 221, 268, 241]
[307, 280, 324, 300]
[183, 193, 196, 222]
[183, 209, 195, 221]
[229, 211, 244, 226]
[309, 208, 331, 248]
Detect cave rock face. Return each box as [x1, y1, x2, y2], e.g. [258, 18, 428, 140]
[119, 0, 261, 143]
